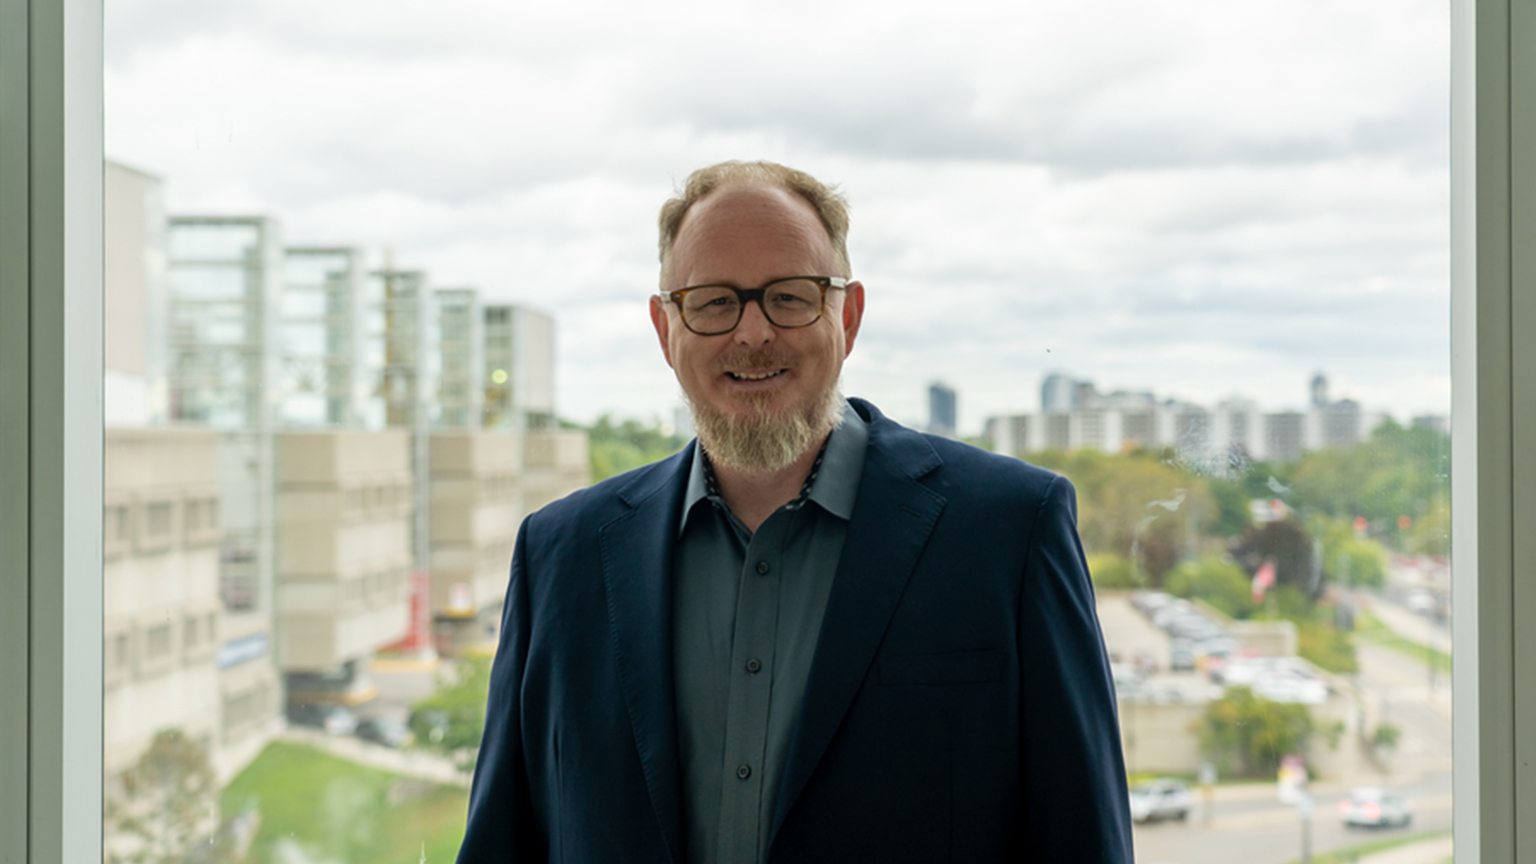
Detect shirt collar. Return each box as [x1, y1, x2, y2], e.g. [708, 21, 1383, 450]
[678, 400, 868, 536]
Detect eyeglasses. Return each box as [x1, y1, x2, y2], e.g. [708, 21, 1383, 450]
[662, 276, 848, 336]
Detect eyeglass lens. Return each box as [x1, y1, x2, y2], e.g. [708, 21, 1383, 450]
[681, 279, 824, 334]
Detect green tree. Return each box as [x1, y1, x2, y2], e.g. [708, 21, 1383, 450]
[1086, 552, 1139, 589]
[412, 655, 494, 772]
[106, 729, 232, 864]
[1312, 516, 1388, 588]
[1164, 555, 1255, 619]
[1406, 493, 1451, 557]
[1205, 476, 1255, 539]
[1287, 419, 1450, 550]
[1029, 449, 1215, 585]
[1196, 686, 1315, 779]
[585, 415, 689, 483]
[1231, 520, 1318, 599]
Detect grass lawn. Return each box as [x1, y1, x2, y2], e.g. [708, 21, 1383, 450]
[1283, 830, 1450, 864]
[1354, 610, 1453, 678]
[221, 741, 469, 864]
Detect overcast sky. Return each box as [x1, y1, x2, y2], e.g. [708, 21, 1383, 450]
[104, 0, 1450, 432]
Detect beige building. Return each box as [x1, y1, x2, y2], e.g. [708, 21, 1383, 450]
[429, 432, 522, 652]
[275, 431, 415, 701]
[523, 429, 592, 514]
[103, 429, 228, 778]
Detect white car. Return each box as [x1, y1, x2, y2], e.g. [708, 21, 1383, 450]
[1338, 787, 1413, 829]
[1129, 779, 1192, 823]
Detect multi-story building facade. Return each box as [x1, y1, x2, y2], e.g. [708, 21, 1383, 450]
[163, 215, 288, 760]
[281, 247, 368, 428]
[106, 159, 592, 784]
[987, 374, 1392, 463]
[104, 429, 228, 779]
[428, 432, 522, 653]
[105, 161, 167, 428]
[274, 431, 415, 701]
[523, 428, 593, 514]
[436, 289, 485, 430]
[483, 303, 557, 432]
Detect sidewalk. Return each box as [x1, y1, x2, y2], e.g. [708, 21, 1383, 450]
[279, 726, 470, 787]
[1356, 833, 1452, 864]
[1366, 598, 1453, 657]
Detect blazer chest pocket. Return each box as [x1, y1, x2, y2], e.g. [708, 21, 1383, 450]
[878, 648, 1003, 686]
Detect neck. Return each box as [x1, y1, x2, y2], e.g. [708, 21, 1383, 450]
[710, 433, 829, 533]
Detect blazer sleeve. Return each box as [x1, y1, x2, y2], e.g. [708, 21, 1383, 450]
[457, 518, 547, 863]
[1016, 475, 1135, 863]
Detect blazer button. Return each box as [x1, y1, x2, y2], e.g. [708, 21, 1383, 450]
[737, 764, 752, 780]
[756, 560, 770, 575]
[746, 658, 762, 673]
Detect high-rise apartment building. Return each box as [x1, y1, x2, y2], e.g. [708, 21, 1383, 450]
[989, 374, 1393, 462]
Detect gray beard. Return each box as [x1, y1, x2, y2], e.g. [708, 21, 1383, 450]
[687, 384, 845, 474]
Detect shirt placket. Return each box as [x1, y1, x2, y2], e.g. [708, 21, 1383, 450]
[715, 513, 789, 864]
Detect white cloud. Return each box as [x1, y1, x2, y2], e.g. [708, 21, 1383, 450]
[105, 0, 1451, 431]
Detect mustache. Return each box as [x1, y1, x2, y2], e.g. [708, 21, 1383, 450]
[715, 348, 795, 373]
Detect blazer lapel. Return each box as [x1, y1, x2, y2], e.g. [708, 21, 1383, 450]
[599, 446, 693, 864]
[770, 408, 946, 840]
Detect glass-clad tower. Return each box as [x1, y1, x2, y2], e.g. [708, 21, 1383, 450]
[165, 217, 282, 619]
[281, 247, 367, 428]
[435, 288, 484, 430]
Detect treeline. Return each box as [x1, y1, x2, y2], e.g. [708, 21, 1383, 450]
[1030, 417, 1448, 589]
[1030, 420, 1447, 674]
[574, 415, 690, 484]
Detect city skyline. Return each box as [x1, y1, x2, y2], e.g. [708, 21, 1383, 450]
[105, 0, 1452, 432]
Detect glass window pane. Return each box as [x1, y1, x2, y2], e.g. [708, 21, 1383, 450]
[104, 3, 1450, 864]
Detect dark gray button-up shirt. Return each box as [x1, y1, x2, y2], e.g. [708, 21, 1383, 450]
[673, 402, 869, 864]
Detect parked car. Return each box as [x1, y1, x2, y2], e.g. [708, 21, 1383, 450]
[1338, 787, 1413, 828]
[356, 716, 414, 748]
[286, 702, 358, 736]
[1132, 649, 1161, 676]
[1129, 779, 1192, 823]
[1169, 640, 1197, 672]
[1131, 591, 1175, 615]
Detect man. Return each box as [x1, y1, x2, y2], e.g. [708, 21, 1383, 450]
[458, 161, 1133, 863]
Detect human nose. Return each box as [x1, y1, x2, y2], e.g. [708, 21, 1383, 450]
[733, 297, 776, 345]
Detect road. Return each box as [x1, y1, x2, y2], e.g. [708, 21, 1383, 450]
[1133, 775, 1450, 864]
[1105, 591, 1455, 864]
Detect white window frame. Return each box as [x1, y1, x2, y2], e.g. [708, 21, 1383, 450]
[0, 0, 1530, 861]
[1451, 0, 1536, 860]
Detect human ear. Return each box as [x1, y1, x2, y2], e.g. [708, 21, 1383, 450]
[840, 280, 866, 357]
[649, 295, 676, 369]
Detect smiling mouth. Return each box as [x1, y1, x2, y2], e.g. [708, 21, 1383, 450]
[727, 369, 787, 381]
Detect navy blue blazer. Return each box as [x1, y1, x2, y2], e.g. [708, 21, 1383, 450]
[458, 399, 1133, 863]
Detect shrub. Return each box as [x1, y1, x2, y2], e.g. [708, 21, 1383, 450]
[1086, 552, 1140, 589]
[1196, 686, 1315, 779]
[1164, 556, 1255, 619]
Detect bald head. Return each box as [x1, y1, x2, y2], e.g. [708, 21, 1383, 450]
[657, 160, 851, 285]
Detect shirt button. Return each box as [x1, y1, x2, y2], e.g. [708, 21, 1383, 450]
[737, 763, 752, 780]
[756, 560, 770, 575]
[746, 658, 762, 673]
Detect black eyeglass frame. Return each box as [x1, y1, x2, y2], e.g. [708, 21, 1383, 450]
[661, 276, 849, 336]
